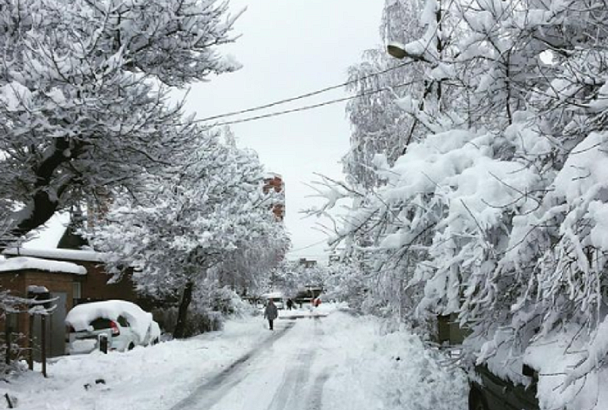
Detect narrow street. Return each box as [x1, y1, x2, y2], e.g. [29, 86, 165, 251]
[171, 317, 341, 410]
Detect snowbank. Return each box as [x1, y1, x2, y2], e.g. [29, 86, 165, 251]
[0, 257, 86, 275]
[319, 313, 468, 410]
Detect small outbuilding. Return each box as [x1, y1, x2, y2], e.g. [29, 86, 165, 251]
[0, 256, 86, 359]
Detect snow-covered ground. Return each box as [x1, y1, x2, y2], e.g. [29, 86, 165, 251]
[1, 305, 467, 410]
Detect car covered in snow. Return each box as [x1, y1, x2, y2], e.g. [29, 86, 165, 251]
[65, 300, 161, 354]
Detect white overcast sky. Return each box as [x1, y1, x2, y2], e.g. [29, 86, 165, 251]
[181, 0, 384, 263]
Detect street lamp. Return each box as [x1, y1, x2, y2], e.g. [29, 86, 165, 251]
[387, 41, 407, 59]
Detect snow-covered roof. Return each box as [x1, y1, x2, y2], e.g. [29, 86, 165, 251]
[3, 247, 106, 262]
[65, 300, 154, 340]
[0, 257, 86, 275]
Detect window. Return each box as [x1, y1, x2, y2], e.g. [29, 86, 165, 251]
[117, 316, 130, 327]
[72, 282, 82, 300]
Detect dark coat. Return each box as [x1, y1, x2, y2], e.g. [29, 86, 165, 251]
[264, 302, 278, 320]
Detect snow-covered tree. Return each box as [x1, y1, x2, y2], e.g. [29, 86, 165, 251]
[0, 0, 240, 244]
[319, 1, 608, 407]
[89, 131, 287, 338]
[343, 0, 425, 189]
[213, 216, 290, 296]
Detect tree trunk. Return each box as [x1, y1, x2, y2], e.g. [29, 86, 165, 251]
[2, 138, 73, 249]
[173, 281, 194, 339]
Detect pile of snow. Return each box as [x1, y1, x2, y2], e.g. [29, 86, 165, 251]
[0, 257, 86, 275]
[319, 312, 468, 410]
[66, 300, 153, 340]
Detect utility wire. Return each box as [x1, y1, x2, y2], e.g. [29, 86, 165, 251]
[210, 80, 418, 127]
[198, 0, 520, 129]
[196, 0, 460, 127]
[194, 60, 416, 124]
[290, 238, 329, 253]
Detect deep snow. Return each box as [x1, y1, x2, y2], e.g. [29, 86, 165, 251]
[1, 306, 467, 410]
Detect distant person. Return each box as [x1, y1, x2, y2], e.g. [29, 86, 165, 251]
[286, 298, 294, 310]
[313, 297, 321, 307]
[264, 299, 278, 330]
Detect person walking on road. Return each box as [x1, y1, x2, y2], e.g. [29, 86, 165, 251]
[264, 299, 278, 330]
[286, 298, 293, 310]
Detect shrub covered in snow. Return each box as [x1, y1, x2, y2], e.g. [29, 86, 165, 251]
[153, 287, 254, 337]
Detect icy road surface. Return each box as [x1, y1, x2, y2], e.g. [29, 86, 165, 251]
[172, 318, 332, 410]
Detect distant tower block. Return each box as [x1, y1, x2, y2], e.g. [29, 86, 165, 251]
[263, 173, 285, 221]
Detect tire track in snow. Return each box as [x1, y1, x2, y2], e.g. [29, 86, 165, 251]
[305, 371, 330, 410]
[169, 321, 296, 410]
[267, 348, 316, 410]
[266, 317, 328, 410]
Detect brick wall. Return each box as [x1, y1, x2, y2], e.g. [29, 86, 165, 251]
[75, 262, 138, 303]
[0, 269, 74, 356]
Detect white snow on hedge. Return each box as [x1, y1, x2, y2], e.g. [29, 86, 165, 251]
[65, 300, 153, 340]
[0, 257, 86, 275]
[525, 323, 608, 410]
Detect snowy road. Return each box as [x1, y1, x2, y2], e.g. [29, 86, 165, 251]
[9, 309, 468, 410]
[171, 318, 333, 410]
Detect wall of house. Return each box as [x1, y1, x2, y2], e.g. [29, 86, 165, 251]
[1, 256, 160, 359]
[0, 269, 74, 359]
[75, 262, 138, 303]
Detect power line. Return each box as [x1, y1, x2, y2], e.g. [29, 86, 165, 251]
[197, 0, 517, 129]
[210, 80, 417, 127]
[290, 238, 329, 253]
[196, 0, 459, 128]
[194, 60, 416, 124]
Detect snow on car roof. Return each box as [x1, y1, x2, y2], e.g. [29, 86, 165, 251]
[65, 300, 153, 340]
[0, 256, 86, 275]
[261, 291, 284, 299]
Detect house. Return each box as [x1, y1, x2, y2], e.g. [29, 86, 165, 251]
[0, 213, 139, 359]
[263, 173, 285, 221]
[298, 258, 317, 268]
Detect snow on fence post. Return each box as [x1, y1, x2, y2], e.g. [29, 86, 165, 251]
[99, 334, 108, 354]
